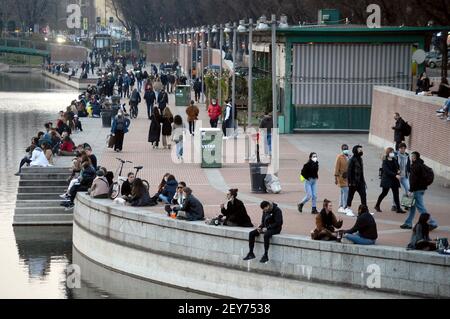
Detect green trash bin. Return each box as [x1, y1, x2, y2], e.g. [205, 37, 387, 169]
[175, 85, 191, 107]
[200, 128, 223, 168]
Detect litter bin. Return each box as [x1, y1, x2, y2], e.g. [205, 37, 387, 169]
[200, 128, 223, 168]
[249, 163, 269, 193]
[101, 109, 112, 128]
[175, 85, 191, 107]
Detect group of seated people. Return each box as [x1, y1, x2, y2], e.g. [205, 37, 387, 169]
[59, 144, 100, 210]
[310, 199, 438, 251]
[15, 118, 84, 175]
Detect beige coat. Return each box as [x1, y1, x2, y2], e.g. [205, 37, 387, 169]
[334, 154, 349, 187]
[89, 176, 110, 198]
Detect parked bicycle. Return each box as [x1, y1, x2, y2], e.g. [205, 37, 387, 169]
[110, 157, 150, 199]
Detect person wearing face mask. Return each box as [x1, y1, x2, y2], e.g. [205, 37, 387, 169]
[298, 153, 319, 214]
[374, 147, 405, 214]
[392, 113, 406, 151]
[334, 144, 350, 214]
[207, 98, 222, 128]
[111, 111, 131, 152]
[219, 189, 253, 227]
[391, 143, 411, 212]
[345, 145, 367, 217]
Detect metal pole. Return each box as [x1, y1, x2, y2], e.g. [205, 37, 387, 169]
[218, 25, 223, 107]
[190, 32, 194, 81]
[201, 29, 205, 103]
[248, 18, 253, 128]
[232, 22, 237, 133]
[271, 15, 277, 130]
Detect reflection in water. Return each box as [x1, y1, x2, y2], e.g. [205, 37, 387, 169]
[72, 248, 213, 299]
[0, 71, 73, 93]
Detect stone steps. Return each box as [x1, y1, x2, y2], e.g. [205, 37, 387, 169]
[19, 173, 71, 181]
[14, 207, 71, 215]
[17, 193, 67, 200]
[13, 213, 73, 226]
[18, 186, 68, 194]
[19, 180, 69, 187]
[15, 200, 63, 208]
[20, 167, 71, 174]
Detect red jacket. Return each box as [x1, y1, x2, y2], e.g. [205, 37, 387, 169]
[60, 141, 74, 152]
[208, 104, 222, 121]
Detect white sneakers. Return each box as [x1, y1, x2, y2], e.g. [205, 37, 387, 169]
[344, 208, 355, 217]
[337, 207, 346, 214]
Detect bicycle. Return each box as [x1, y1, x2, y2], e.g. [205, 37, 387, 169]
[110, 157, 150, 199]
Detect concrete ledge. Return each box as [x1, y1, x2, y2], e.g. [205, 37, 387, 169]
[73, 193, 450, 298]
[42, 70, 97, 90]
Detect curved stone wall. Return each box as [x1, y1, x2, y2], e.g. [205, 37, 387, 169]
[73, 193, 450, 298]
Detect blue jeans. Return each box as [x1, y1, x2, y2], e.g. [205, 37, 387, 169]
[344, 232, 376, 245]
[339, 187, 349, 208]
[301, 178, 318, 208]
[266, 133, 272, 155]
[159, 194, 171, 204]
[392, 177, 410, 206]
[176, 141, 183, 158]
[404, 191, 438, 227]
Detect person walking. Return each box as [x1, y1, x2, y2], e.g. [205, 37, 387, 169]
[222, 100, 233, 137]
[193, 78, 202, 102]
[391, 143, 411, 212]
[148, 107, 162, 149]
[334, 144, 350, 214]
[111, 111, 131, 152]
[400, 152, 438, 231]
[144, 85, 156, 119]
[243, 201, 283, 264]
[207, 98, 222, 128]
[374, 147, 406, 214]
[298, 152, 319, 215]
[172, 115, 185, 160]
[129, 88, 141, 116]
[161, 107, 174, 149]
[186, 100, 199, 136]
[259, 113, 273, 156]
[157, 88, 169, 112]
[392, 113, 406, 151]
[345, 145, 367, 217]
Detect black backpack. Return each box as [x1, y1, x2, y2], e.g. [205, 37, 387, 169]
[402, 121, 412, 137]
[422, 164, 434, 186]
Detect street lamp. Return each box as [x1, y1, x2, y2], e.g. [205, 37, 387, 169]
[238, 18, 254, 129]
[225, 22, 237, 135]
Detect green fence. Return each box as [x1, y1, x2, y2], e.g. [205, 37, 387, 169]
[293, 105, 371, 131]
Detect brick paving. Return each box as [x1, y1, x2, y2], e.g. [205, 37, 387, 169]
[96, 90, 450, 249]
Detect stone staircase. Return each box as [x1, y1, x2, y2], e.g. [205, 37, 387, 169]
[14, 167, 73, 226]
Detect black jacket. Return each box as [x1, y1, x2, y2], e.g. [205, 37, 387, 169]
[259, 116, 273, 134]
[148, 113, 161, 143]
[301, 160, 319, 180]
[161, 116, 173, 136]
[130, 189, 154, 207]
[380, 159, 400, 189]
[259, 203, 283, 231]
[409, 159, 428, 192]
[144, 90, 156, 105]
[221, 198, 253, 227]
[393, 118, 406, 143]
[121, 180, 132, 197]
[345, 211, 378, 240]
[347, 146, 366, 187]
[182, 195, 205, 221]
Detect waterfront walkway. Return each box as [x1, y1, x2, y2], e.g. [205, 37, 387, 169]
[97, 94, 450, 248]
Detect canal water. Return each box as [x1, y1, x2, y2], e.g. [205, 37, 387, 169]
[0, 71, 209, 299]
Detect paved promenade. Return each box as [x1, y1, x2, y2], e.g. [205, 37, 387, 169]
[97, 93, 450, 248]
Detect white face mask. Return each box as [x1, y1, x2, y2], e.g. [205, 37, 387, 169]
[343, 150, 349, 156]
[389, 153, 396, 159]
[312, 157, 318, 162]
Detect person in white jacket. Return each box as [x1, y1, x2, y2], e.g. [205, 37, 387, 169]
[30, 146, 50, 167]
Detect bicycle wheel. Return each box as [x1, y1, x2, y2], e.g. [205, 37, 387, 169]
[142, 179, 150, 192]
[110, 182, 121, 199]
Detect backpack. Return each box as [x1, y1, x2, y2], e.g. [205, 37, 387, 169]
[422, 164, 434, 186]
[402, 121, 412, 137]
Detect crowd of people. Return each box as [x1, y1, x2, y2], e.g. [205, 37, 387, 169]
[415, 72, 450, 122]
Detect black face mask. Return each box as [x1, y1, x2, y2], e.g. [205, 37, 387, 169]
[359, 152, 364, 157]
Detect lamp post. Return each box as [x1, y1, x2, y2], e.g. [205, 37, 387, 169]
[200, 25, 206, 103]
[231, 22, 237, 134]
[237, 19, 254, 128]
[218, 25, 223, 107]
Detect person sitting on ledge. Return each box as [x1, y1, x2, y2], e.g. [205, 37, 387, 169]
[151, 173, 171, 202]
[176, 187, 204, 221]
[311, 199, 343, 241]
[243, 201, 283, 264]
[126, 178, 155, 207]
[407, 213, 437, 251]
[121, 172, 135, 197]
[88, 170, 110, 199]
[58, 135, 76, 156]
[158, 174, 178, 204]
[436, 97, 450, 121]
[219, 189, 253, 227]
[342, 205, 378, 245]
[165, 182, 187, 216]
